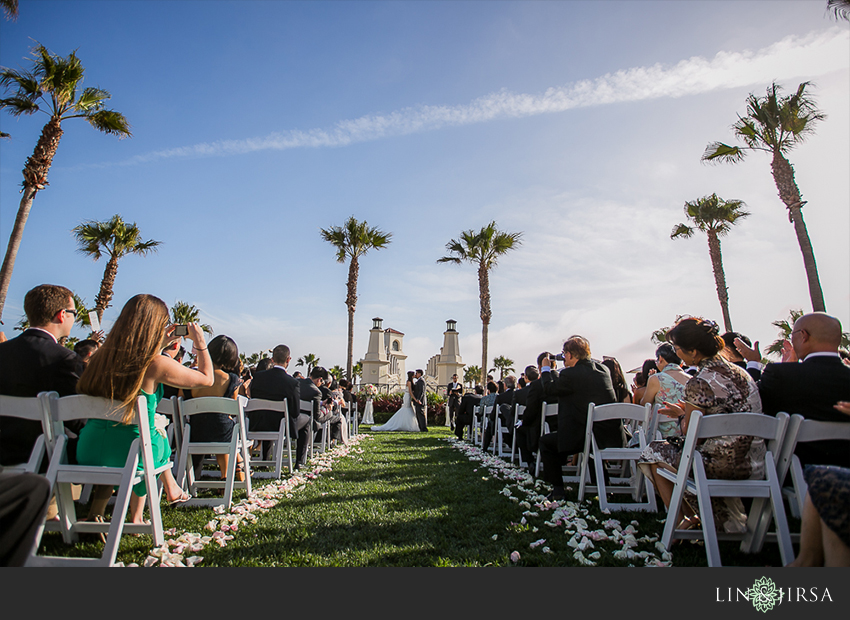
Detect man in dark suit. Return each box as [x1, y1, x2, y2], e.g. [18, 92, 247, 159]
[454, 385, 484, 440]
[446, 374, 463, 430]
[539, 336, 618, 500]
[483, 375, 517, 452]
[0, 284, 85, 466]
[755, 313, 850, 468]
[412, 369, 427, 431]
[246, 344, 312, 469]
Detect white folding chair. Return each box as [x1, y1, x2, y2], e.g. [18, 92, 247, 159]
[772, 414, 850, 520]
[175, 396, 252, 509]
[534, 403, 559, 477]
[480, 404, 495, 450]
[348, 398, 358, 436]
[659, 411, 794, 567]
[29, 394, 169, 567]
[577, 402, 656, 512]
[300, 399, 320, 459]
[510, 404, 527, 466]
[467, 404, 482, 443]
[243, 398, 291, 479]
[0, 392, 54, 475]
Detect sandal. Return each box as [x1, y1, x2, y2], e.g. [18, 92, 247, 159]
[234, 460, 246, 482]
[167, 490, 190, 507]
[78, 515, 107, 544]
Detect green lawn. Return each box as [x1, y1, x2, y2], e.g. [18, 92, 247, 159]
[35, 426, 791, 567]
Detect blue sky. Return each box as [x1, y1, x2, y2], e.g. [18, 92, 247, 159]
[1, 0, 848, 380]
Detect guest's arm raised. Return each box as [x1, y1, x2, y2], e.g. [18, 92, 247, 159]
[145, 323, 214, 391]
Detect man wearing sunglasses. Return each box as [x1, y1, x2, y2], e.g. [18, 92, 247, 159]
[0, 284, 85, 466]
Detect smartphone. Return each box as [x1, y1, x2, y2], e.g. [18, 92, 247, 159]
[173, 325, 189, 337]
[88, 312, 101, 333]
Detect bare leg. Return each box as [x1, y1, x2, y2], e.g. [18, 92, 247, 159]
[87, 485, 114, 519]
[787, 492, 824, 567]
[159, 469, 187, 503]
[822, 517, 850, 567]
[128, 493, 147, 524]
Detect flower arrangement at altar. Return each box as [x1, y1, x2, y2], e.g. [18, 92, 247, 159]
[361, 384, 378, 397]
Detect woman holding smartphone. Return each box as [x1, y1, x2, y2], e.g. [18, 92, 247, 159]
[76, 295, 215, 524]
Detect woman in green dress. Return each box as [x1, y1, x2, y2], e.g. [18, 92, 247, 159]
[76, 294, 215, 524]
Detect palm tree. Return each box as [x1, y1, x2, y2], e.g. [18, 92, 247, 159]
[463, 365, 481, 388]
[72, 215, 160, 323]
[491, 355, 515, 380]
[438, 221, 523, 385]
[828, 0, 850, 20]
[671, 194, 750, 332]
[296, 353, 320, 375]
[703, 82, 827, 312]
[170, 300, 213, 335]
[1, 0, 18, 20]
[352, 361, 363, 383]
[320, 216, 392, 381]
[0, 44, 131, 322]
[766, 309, 807, 359]
[329, 365, 345, 381]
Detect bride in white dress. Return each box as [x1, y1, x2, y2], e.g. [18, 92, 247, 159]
[371, 372, 421, 432]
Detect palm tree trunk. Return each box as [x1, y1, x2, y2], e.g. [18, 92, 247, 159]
[478, 262, 491, 386]
[94, 255, 119, 323]
[706, 231, 733, 332]
[345, 256, 359, 381]
[771, 151, 826, 312]
[0, 117, 63, 321]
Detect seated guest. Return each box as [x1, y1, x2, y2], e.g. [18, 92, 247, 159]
[640, 343, 690, 438]
[248, 344, 310, 469]
[539, 337, 619, 500]
[256, 357, 275, 373]
[325, 379, 349, 445]
[76, 295, 215, 523]
[632, 359, 658, 403]
[602, 357, 632, 403]
[299, 366, 341, 444]
[454, 385, 484, 440]
[73, 338, 100, 367]
[0, 284, 85, 466]
[638, 317, 764, 533]
[755, 312, 850, 468]
[721, 331, 761, 380]
[0, 470, 52, 566]
[483, 375, 517, 452]
[182, 335, 247, 482]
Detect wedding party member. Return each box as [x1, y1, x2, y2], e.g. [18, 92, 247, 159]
[446, 374, 463, 430]
[248, 345, 310, 469]
[638, 317, 764, 533]
[538, 337, 619, 500]
[372, 371, 420, 432]
[640, 343, 690, 438]
[0, 284, 85, 466]
[76, 294, 214, 523]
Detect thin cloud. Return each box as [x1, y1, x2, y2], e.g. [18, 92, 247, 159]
[118, 28, 847, 166]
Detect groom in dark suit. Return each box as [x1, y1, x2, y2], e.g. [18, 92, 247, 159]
[413, 369, 427, 431]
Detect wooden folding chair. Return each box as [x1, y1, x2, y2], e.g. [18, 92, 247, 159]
[29, 394, 169, 566]
[659, 411, 793, 567]
[175, 396, 252, 509]
[0, 392, 54, 475]
[510, 404, 527, 466]
[578, 402, 656, 512]
[534, 403, 559, 477]
[243, 398, 291, 479]
[775, 414, 850, 518]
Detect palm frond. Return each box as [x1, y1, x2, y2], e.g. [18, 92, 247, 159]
[81, 109, 131, 137]
[1, 0, 19, 20]
[0, 96, 39, 115]
[827, 0, 850, 21]
[702, 142, 747, 164]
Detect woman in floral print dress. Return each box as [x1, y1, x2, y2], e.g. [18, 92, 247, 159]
[639, 317, 765, 533]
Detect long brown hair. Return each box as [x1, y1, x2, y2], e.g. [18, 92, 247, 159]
[77, 294, 171, 424]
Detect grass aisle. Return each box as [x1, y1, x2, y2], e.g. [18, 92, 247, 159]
[37, 426, 789, 567]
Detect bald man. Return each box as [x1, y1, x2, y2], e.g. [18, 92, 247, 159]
[757, 312, 850, 468]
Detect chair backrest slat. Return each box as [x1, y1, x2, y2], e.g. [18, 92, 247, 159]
[695, 412, 786, 443]
[181, 396, 243, 417]
[243, 398, 288, 414]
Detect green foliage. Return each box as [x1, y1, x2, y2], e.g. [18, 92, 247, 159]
[296, 353, 320, 373]
[464, 365, 481, 386]
[169, 300, 213, 335]
[670, 194, 749, 240]
[329, 365, 345, 381]
[491, 355, 515, 380]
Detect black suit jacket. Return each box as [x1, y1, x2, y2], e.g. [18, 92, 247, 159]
[413, 377, 425, 405]
[758, 355, 850, 467]
[456, 393, 482, 423]
[0, 329, 85, 465]
[540, 358, 619, 454]
[246, 367, 301, 436]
